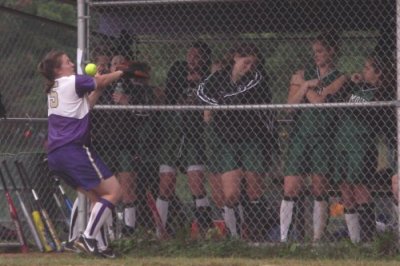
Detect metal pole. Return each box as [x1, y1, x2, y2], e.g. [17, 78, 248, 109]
[396, 0, 400, 247]
[77, 0, 88, 235]
[90, 0, 250, 6]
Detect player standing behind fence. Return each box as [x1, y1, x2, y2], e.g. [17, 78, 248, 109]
[332, 54, 388, 244]
[335, 55, 395, 243]
[156, 41, 213, 236]
[38, 50, 138, 257]
[197, 43, 275, 239]
[107, 55, 142, 237]
[281, 32, 347, 243]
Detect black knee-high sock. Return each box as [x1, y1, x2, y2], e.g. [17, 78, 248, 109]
[357, 203, 376, 241]
[292, 195, 305, 241]
[193, 195, 213, 230]
[244, 197, 267, 242]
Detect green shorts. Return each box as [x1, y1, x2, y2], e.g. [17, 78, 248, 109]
[332, 133, 377, 184]
[205, 126, 266, 173]
[158, 112, 206, 169]
[283, 132, 333, 176]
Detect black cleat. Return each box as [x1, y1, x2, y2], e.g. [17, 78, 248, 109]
[62, 240, 81, 253]
[73, 234, 99, 256]
[98, 247, 117, 259]
[121, 225, 135, 237]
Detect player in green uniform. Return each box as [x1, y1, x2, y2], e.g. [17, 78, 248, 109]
[280, 32, 348, 243]
[334, 55, 388, 243]
[156, 42, 213, 236]
[198, 43, 276, 239]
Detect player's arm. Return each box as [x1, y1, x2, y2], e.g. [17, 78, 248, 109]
[87, 71, 125, 108]
[306, 74, 347, 103]
[287, 70, 307, 104]
[95, 70, 124, 90]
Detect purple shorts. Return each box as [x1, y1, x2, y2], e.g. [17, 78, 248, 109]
[47, 144, 113, 191]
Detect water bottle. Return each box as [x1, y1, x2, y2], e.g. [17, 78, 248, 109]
[114, 82, 124, 93]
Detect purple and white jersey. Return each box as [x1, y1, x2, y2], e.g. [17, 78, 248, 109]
[47, 75, 96, 153]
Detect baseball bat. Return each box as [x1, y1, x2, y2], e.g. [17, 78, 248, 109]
[52, 175, 73, 216]
[45, 176, 70, 230]
[17, 161, 63, 252]
[146, 191, 169, 240]
[14, 161, 54, 252]
[0, 167, 28, 253]
[2, 160, 43, 252]
[52, 190, 70, 230]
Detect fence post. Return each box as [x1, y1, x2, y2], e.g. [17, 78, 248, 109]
[77, 0, 88, 235]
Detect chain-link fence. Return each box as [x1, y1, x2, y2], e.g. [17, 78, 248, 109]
[0, 0, 398, 253]
[0, 6, 75, 250]
[87, 0, 397, 245]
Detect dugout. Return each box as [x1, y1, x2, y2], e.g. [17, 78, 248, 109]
[79, 0, 398, 240]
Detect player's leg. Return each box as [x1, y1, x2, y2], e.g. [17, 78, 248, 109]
[354, 184, 375, 242]
[280, 175, 303, 242]
[156, 165, 176, 235]
[48, 145, 122, 255]
[280, 134, 307, 242]
[208, 173, 224, 220]
[221, 169, 242, 238]
[310, 138, 333, 243]
[311, 174, 329, 242]
[87, 195, 116, 258]
[244, 171, 266, 242]
[188, 165, 213, 232]
[242, 141, 267, 242]
[63, 197, 80, 252]
[117, 170, 137, 236]
[76, 176, 121, 254]
[352, 143, 377, 242]
[340, 182, 360, 243]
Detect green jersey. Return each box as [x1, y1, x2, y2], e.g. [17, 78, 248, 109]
[295, 66, 342, 137]
[336, 82, 378, 146]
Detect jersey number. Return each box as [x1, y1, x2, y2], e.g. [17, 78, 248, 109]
[49, 91, 59, 108]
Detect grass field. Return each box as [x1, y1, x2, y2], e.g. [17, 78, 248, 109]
[0, 253, 400, 266]
[2, 234, 400, 266]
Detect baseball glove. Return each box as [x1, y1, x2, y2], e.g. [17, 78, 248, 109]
[116, 61, 150, 79]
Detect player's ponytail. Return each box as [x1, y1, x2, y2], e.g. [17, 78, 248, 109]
[38, 50, 65, 94]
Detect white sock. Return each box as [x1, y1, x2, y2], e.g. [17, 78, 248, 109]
[83, 198, 113, 239]
[223, 206, 238, 238]
[195, 197, 210, 208]
[280, 199, 294, 242]
[124, 206, 136, 228]
[156, 198, 169, 228]
[96, 226, 108, 251]
[68, 197, 79, 242]
[345, 212, 360, 244]
[105, 211, 115, 241]
[313, 199, 329, 242]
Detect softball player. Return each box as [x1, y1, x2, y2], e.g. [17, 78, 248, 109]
[281, 32, 347, 243]
[197, 42, 276, 240]
[156, 41, 213, 236]
[38, 50, 141, 257]
[334, 55, 387, 243]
